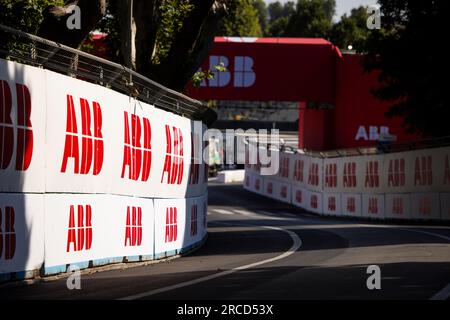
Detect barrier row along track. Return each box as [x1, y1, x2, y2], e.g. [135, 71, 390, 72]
[1, 181, 450, 300]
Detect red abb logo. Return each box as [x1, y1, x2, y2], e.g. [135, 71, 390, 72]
[0, 81, 33, 171]
[255, 179, 260, 190]
[308, 163, 319, 186]
[124, 206, 142, 247]
[66, 205, 93, 252]
[293, 159, 304, 182]
[190, 204, 198, 237]
[346, 197, 356, 213]
[392, 198, 403, 215]
[444, 155, 450, 185]
[296, 190, 302, 203]
[279, 157, 289, 178]
[0, 206, 16, 260]
[414, 156, 432, 186]
[328, 196, 336, 211]
[325, 163, 337, 188]
[419, 198, 431, 216]
[343, 162, 357, 188]
[245, 176, 250, 187]
[388, 159, 405, 187]
[61, 95, 103, 175]
[365, 161, 380, 188]
[310, 195, 318, 209]
[368, 198, 378, 215]
[121, 111, 152, 181]
[267, 182, 273, 194]
[189, 133, 200, 185]
[280, 186, 287, 198]
[161, 125, 184, 185]
[165, 207, 178, 243]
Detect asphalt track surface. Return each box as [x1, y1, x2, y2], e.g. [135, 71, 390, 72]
[1, 181, 450, 300]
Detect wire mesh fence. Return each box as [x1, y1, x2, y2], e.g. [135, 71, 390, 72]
[0, 24, 212, 123]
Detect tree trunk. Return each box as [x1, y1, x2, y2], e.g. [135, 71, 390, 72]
[153, 0, 226, 91]
[38, 0, 106, 48]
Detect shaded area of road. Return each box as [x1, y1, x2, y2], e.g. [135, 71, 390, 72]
[1, 181, 450, 300]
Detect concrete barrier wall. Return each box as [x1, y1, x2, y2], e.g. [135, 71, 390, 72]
[0, 59, 208, 281]
[245, 147, 450, 222]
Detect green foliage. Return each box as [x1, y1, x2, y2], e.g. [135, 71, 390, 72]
[218, 0, 262, 37]
[283, 0, 335, 38]
[192, 62, 227, 87]
[153, 0, 193, 64]
[0, 0, 64, 34]
[363, 0, 449, 137]
[330, 6, 369, 50]
[253, 0, 268, 34]
[266, 1, 294, 36]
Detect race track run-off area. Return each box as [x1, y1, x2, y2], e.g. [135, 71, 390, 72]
[2, 181, 450, 300]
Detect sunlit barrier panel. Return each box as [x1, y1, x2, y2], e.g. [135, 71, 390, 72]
[341, 193, 362, 217]
[410, 193, 440, 220]
[385, 193, 412, 220]
[0, 60, 46, 192]
[0, 194, 44, 275]
[153, 194, 208, 258]
[361, 194, 385, 220]
[45, 69, 206, 199]
[323, 193, 342, 216]
[43, 194, 154, 274]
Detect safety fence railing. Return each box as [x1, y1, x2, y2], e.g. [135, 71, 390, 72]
[0, 24, 213, 123]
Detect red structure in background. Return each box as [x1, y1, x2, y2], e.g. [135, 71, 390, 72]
[185, 37, 419, 151]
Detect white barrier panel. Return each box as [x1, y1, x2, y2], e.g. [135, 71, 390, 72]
[323, 158, 339, 193]
[0, 194, 44, 274]
[362, 194, 385, 219]
[276, 152, 295, 182]
[323, 193, 342, 216]
[337, 157, 364, 193]
[440, 193, 450, 221]
[263, 178, 277, 199]
[44, 194, 154, 268]
[305, 156, 323, 193]
[382, 151, 413, 193]
[291, 186, 307, 209]
[184, 194, 208, 248]
[410, 193, 440, 220]
[305, 190, 323, 214]
[0, 60, 47, 192]
[361, 155, 385, 194]
[408, 147, 450, 193]
[385, 193, 411, 219]
[243, 171, 253, 191]
[341, 193, 362, 217]
[154, 198, 186, 255]
[253, 174, 264, 194]
[291, 154, 308, 189]
[45, 69, 203, 198]
[274, 181, 291, 203]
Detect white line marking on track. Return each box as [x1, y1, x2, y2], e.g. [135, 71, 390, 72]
[118, 211, 302, 300]
[431, 283, 450, 300]
[213, 208, 235, 215]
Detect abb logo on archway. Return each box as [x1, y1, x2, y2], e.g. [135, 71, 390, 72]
[201, 56, 256, 88]
[0, 206, 16, 260]
[0, 81, 33, 171]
